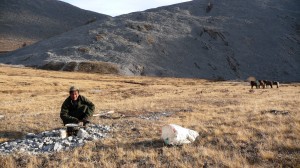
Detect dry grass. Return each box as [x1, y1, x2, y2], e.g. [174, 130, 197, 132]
[0, 38, 36, 52]
[0, 65, 299, 167]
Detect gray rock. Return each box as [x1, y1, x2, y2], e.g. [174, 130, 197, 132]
[78, 139, 83, 144]
[0, 124, 111, 154]
[63, 140, 71, 147]
[26, 133, 36, 139]
[11, 142, 17, 146]
[77, 129, 89, 139]
[42, 145, 53, 152]
[54, 143, 62, 152]
[37, 143, 44, 149]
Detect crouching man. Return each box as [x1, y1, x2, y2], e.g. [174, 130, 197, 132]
[60, 86, 95, 126]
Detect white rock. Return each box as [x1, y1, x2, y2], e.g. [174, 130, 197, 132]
[78, 139, 83, 144]
[161, 124, 199, 145]
[77, 129, 89, 139]
[26, 133, 36, 139]
[54, 142, 62, 152]
[63, 141, 71, 147]
[59, 129, 67, 138]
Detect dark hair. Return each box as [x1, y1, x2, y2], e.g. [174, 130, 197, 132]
[69, 90, 79, 94]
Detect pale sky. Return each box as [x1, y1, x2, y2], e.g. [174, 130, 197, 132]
[60, 0, 192, 16]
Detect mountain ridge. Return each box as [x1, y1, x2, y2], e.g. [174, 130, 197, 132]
[1, 0, 299, 81]
[0, 0, 110, 52]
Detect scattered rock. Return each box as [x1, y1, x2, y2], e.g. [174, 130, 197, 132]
[139, 112, 174, 120]
[0, 124, 111, 155]
[249, 89, 255, 93]
[77, 129, 88, 139]
[26, 133, 36, 139]
[131, 128, 138, 131]
[261, 110, 290, 115]
[100, 112, 125, 119]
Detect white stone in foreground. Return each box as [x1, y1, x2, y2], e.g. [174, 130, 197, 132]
[161, 124, 199, 145]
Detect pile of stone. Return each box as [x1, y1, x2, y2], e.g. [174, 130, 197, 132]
[0, 124, 111, 155]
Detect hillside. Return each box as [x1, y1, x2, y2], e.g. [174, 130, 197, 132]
[0, 65, 299, 167]
[0, 0, 110, 52]
[0, 0, 299, 81]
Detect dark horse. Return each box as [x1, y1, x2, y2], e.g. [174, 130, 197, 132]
[272, 81, 280, 88]
[250, 80, 265, 89]
[263, 80, 273, 88]
[263, 80, 280, 88]
[250, 81, 259, 89]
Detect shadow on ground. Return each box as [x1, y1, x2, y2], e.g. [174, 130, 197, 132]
[0, 131, 24, 142]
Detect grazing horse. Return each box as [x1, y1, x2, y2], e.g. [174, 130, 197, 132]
[250, 81, 259, 89]
[250, 80, 265, 89]
[258, 80, 265, 89]
[272, 81, 280, 88]
[263, 80, 273, 88]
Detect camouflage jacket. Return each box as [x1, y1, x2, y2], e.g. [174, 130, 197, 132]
[60, 95, 95, 124]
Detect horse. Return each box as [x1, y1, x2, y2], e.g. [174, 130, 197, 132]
[250, 80, 265, 89]
[250, 81, 259, 89]
[258, 80, 266, 89]
[263, 80, 273, 88]
[272, 81, 280, 88]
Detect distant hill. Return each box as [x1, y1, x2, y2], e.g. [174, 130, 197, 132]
[1, 0, 299, 82]
[0, 0, 110, 52]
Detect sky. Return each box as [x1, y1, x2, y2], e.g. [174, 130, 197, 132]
[59, 0, 192, 17]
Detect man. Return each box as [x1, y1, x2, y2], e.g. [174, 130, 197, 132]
[60, 86, 95, 126]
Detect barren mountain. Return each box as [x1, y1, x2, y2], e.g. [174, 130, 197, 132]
[0, 0, 110, 52]
[1, 0, 299, 81]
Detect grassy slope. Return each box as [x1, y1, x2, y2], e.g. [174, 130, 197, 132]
[0, 65, 299, 167]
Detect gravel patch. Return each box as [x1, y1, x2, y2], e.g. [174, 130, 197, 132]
[139, 112, 174, 120]
[0, 124, 111, 155]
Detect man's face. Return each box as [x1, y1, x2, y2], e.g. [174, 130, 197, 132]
[70, 91, 79, 101]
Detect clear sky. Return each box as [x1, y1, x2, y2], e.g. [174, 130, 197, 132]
[59, 0, 192, 16]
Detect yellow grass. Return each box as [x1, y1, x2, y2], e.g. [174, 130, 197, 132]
[0, 65, 299, 167]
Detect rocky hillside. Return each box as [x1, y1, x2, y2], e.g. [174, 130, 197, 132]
[1, 0, 299, 81]
[0, 0, 110, 52]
